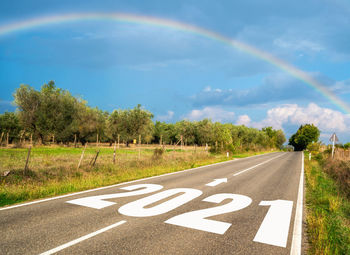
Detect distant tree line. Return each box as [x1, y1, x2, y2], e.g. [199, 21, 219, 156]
[0, 81, 286, 151]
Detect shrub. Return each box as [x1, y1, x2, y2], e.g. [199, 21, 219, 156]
[323, 159, 350, 198]
[152, 148, 165, 160]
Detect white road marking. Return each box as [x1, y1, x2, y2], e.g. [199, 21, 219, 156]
[290, 152, 304, 255]
[165, 193, 252, 234]
[1, 152, 274, 211]
[233, 153, 284, 176]
[253, 200, 293, 247]
[205, 178, 227, 187]
[66, 184, 163, 209]
[119, 188, 202, 217]
[39, 220, 126, 255]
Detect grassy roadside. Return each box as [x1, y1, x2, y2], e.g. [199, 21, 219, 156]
[0, 147, 273, 207]
[304, 152, 350, 254]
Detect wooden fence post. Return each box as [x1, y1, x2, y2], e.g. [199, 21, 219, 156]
[74, 134, 77, 148]
[24, 146, 32, 175]
[138, 134, 141, 160]
[0, 132, 4, 147]
[77, 143, 87, 170]
[92, 150, 100, 166]
[113, 141, 117, 164]
[180, 135, 183, 151]
[118, 134, 120, 149]
[6, 132, 9, 147]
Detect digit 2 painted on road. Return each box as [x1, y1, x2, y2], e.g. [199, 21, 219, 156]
[66, 184, 163, 209]
[165, 193, 252, 234]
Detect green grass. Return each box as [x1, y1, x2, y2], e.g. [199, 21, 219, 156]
[0, 146, 272, 207]
[304, 153, 350, 254]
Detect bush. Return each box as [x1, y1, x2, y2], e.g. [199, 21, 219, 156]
[307, 141, 322, 153]
[152, 148, 165, 160]
[226, 144, 236, 154]
[323, 159, 350, 198]
[314, 153, 323, 162]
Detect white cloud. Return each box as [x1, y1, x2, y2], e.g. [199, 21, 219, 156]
[203, 86, 211, 92]
[330, 79, 350, 95]
[236, 115, 251, 126]
[156, 111, 175, 121]
[252, 103, 349, 132]
[273, 38, 324, 52]
[184, 106, 235, 122]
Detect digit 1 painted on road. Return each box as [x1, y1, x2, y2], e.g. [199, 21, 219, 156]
[118, 188, 202, 217]
[253, 200, 293, 247]
[66, 184, 163, 209]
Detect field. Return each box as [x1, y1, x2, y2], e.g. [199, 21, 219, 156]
[0, 144, 272, 207]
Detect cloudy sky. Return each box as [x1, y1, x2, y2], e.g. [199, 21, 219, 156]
[0, 0, 350, 144]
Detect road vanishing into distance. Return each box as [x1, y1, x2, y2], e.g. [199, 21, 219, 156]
[1, 152, 304, 255]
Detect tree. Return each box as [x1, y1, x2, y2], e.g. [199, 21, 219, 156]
[106, 109, 124, 142]
[153, 121, 175, 144]
[73, 104, 106, 145]
[195, 119, 214, 146]
[288, 124, 320, 151]
[0, 112, 22, 143]
[262, 126, 286, 149]
[108, 105, 154, 145]
[275, 130, 286, 148]
[13, 84, 41, 139]
[14, 81, 80, 144]
[175, 120, 196, 145]
[344, 142, 350, 150]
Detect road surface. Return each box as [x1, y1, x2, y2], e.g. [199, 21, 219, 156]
[0, 151, 304, 255]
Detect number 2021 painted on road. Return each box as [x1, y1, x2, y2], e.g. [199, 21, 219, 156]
[66, 184, 293, 248]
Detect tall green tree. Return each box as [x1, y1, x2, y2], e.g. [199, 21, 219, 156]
[195, 119, 214, 146]
[110, 105, 154, 144]
[288, 124, 320, 151]
[14, 81, 80, 144]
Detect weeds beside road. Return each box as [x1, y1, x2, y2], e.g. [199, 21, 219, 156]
[0, 145, 273, 207]
[304, 152, 350, 254]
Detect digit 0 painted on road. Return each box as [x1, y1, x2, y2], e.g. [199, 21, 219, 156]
[119, 188, 202, 217]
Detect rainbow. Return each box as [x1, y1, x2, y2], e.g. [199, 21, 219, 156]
[0, 12, 349, 113]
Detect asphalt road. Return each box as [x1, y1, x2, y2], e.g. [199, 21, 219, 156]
[0, 151, 304, 255]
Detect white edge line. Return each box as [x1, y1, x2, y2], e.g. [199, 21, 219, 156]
[233, 153, 285, 176]
[39, 220, 126, 255]
[290, 152, 304, 255]
[1, 151, 278, 211]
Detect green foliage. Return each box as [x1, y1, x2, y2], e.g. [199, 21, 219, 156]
[153, 121, 177, 144]
[107, 104, 153, 144]
[6, 82, 286, 150]
[0, 112, 22, 143]
[289, 124, 320, 151]
[307, 141, 322, 153]
[262, 126, 286, 148]
[344, 143, 350, 149]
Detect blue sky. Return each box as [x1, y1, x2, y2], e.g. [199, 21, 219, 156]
[0, 0, 350, 144]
